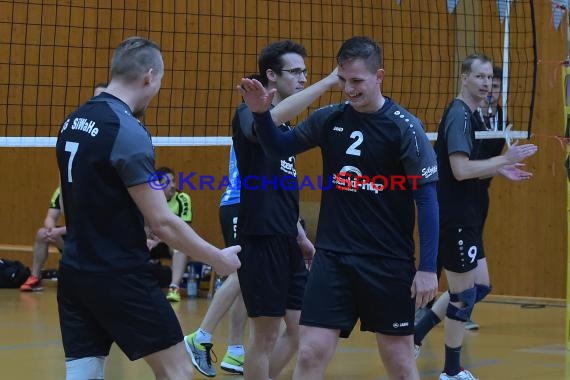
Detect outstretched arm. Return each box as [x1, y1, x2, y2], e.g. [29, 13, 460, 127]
[128, 183, 241, 276]
[237, 68, 338, 121]
[270, 68, 338, 125]
[237, 69, 339, 159]
[450, 142, 537, 181]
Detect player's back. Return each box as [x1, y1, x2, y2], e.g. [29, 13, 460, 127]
[55, 93, 154, 272]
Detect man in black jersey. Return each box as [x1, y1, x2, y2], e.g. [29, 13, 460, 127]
[238, 36, 439, 380]
[413, 54, 537, 380]
[464, 64, 508, 331]
[214, 40, 320, 380]
[55, 37, 240, 380]
[22, 84, 107, 292]
[415, 64, 510, 332]
[219, 40, 329, 380]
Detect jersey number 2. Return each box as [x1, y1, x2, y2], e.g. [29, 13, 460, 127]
[64, 141, 79, 183]
[346, 131, 363, 156]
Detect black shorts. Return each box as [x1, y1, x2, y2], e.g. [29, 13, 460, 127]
[149, 242, 171, 260]
[300, 250, 415, 338]
[237, 235, 308, 318]
[57, 265, 183, 361]
[219, 203, 239, 247]
[439, 226, 485, 273]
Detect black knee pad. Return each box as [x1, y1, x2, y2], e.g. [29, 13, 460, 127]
[475, 284, 492, 303]
[446, 287, 476, 322]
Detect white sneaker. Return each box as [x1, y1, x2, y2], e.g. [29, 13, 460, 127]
[439, 369, 478, 380]
[413, 344, 421, 359]
[464, 319, 480, 330]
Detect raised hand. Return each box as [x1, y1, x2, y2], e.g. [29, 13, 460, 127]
[237, 78, 276, 113]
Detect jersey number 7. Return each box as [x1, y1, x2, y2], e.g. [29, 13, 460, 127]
[64, 141, 79, 183]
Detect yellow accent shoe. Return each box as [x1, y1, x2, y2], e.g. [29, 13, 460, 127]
[221, 352, 244, 375]
[184, 332, 217, 377]
[166, 285, 181, 302]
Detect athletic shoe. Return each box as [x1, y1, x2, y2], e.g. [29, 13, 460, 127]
[414, 344, 421, 359]
[439, 369, 478, 380]
[220, 352, 245, 375]
[464, 319, 480, 330]
[166, 285, 181, 302]
[184, 332, 216, 377]
[20, 275, 43, 292]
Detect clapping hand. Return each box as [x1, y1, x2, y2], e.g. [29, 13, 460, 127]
[498, 163, 533, 181]
[504, 141, 538, 165]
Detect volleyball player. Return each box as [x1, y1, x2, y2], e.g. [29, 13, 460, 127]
[184, 145, 248, 376]
[239, 36, 439, 380]
[55, 36, 240, 380]
[414, 54, 537, 379]
[21, 84, 108, 292]
[19, 187, 64, 291]
[190, 40, 316, 380]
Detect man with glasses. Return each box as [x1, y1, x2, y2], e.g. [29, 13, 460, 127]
[238, 36, 439, 380]
[185, 39, 325, 380]
[282, 67, 308, 77]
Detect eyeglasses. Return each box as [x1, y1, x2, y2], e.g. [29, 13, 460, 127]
[281, 68, 308, 77]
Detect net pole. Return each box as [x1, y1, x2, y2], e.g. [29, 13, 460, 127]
[562, 2, 570, 350]
[562, 65, 570, 350]
[501, 0, 512, 129]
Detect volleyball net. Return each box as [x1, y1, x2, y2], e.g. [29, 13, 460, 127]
[0, 0, 536, 147]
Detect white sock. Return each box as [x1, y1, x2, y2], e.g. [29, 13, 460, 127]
[195, 328, 212, 344]
[65, 357, 106, 380]
[227, 344, 245, 357]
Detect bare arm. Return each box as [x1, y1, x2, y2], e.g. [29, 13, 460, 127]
[127, 183, 240, 276]
[449, 142, 537, 181]
[450, 153, 509, 181]
[270, 68, 339, 124]
[238, 68, 338, 120]
[296, 220, 315, 260]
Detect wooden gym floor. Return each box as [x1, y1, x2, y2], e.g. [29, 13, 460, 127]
[1, 282, 568, 379]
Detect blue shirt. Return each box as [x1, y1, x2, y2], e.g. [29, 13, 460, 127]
[220, 145, 241, 207]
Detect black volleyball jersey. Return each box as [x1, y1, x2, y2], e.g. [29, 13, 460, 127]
[56, 92, 155, 272]
[435, 99, 495, 228]
[294, 99, 438, 260]
[232, 103, 299, 237]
